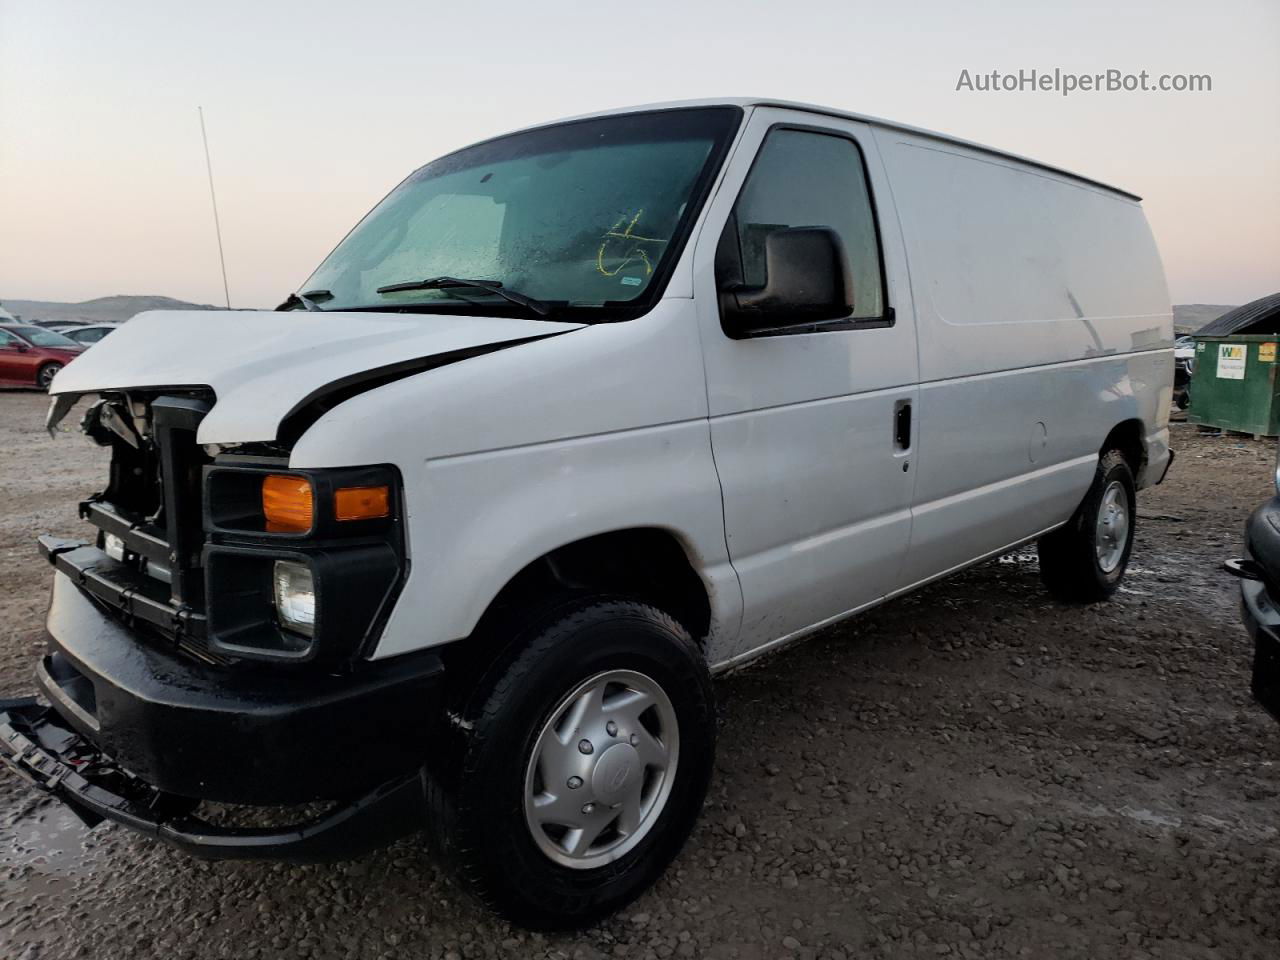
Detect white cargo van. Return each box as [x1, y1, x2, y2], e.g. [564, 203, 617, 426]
[1, 99, 1173, 927]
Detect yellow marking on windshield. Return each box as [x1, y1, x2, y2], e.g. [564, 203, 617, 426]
[597, 209, 665, 277]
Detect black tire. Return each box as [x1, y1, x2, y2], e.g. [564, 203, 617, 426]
[37, 362, 62, 391]
[424, 597, 715, 930]
[1037, 449, 1137, 602]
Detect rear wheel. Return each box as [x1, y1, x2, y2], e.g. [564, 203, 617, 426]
[425, 598, 715, 929]
[37, 362, 63, 391]
[1037, 449, 1136, 602]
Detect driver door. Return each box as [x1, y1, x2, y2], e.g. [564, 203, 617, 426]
[692, 109, 920, 661]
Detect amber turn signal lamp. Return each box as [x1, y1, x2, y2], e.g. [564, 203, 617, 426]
[335, 485, 391, 522]
[262, 474, 314, 533]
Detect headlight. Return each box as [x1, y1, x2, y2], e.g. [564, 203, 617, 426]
[273, 560, 316, 638]
[205, 463, 404, 666]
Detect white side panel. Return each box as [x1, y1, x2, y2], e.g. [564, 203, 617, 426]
[873, 126, 1173, 582]
[901, 349, 1173, 585]
[873, 128, 1173, 381]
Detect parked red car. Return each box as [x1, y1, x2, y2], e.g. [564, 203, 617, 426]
[0, 324, 85, 390]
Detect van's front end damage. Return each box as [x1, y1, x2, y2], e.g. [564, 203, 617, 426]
[2, 382, 445, 860]
[1, 304, 588, 859]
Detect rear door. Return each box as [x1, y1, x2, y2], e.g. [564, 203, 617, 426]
[691, 109, 919, 660]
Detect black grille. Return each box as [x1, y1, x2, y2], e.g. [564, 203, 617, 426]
[77, 392, 219, 663]
[150, 396, 213, 608]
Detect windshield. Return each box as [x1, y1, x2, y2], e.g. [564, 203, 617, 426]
[299, 107, 741, 319]
[10, 326, 79, 348]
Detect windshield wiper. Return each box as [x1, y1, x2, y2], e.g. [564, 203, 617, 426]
[276, 289, 333, 312]
[375, 276, 551, 317]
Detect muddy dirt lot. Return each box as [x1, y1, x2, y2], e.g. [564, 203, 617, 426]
[1, 389, 1277, 960]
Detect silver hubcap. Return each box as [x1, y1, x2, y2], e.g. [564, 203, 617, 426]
[1095, 480, 1130, 573]
[39, 365, 60, 388]
[523, 669, 678, 869]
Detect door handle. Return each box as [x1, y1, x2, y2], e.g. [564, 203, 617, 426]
[894, 401, 912, 450]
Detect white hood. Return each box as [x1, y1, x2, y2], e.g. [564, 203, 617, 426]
[51, 309, 583, 444]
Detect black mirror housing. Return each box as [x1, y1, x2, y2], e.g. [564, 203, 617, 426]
[721, 226, 853, 336]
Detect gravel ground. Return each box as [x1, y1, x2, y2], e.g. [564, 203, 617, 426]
[1, 389, 1278, 960]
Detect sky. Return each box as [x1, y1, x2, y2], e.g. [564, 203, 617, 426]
[1, 0, 1276, 309]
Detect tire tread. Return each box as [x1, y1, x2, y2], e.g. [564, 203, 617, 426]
[424, 596, 713, 929]
[1038, 449, 1135, 602]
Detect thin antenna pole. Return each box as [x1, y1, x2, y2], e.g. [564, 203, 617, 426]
[198, 106, 231, 308]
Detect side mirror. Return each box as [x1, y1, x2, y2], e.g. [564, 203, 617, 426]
[14, 341, 30, 352]
[721, 226, 853, 336]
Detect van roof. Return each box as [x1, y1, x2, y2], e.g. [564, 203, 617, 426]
[542, 98, 1142, 202]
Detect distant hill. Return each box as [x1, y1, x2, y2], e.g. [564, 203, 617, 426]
[0, 295, 221, 324]
[1174, 304, 1235, 335]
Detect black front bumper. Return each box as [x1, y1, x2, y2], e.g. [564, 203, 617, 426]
[0, 546, 447, 859]
[35, 563, 445, 804]
[0, 697, 426, 861]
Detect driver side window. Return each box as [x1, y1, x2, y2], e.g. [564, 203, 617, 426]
[0, 330, 19, 348]
[721, 128, 887, 321]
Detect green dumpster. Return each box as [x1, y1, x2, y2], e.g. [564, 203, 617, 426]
[1188, 334, 1280, 436]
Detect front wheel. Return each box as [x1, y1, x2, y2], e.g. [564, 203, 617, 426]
[425, 598, 715, 929]
[1037, 449, 1137, 602]
[37, 362, 63, 391]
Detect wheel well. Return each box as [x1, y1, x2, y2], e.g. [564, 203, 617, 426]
[1102, 419, 1146, 478]
[441, 529, 713, 693]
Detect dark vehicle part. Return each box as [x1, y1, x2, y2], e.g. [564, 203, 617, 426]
[48, 391, 412, 668]
[277, 289, 334, 311]
[0, 698, 426, 862]
[38, 362, 63, 390]
[82, 396, 142, 448]
[425, 598, 715, 930]
[1236, 494, 1280, 722]
[719, 227, 854, 336]
[31, 570, 443, 803]
[1173, 356, 1193, 410]
[375, 276, 552, 317]
[1240, 575, 1280, 723]
[1038, 450, 1137, 602]
[203, 461, 407, 665]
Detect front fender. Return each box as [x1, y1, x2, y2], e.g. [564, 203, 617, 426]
[371, 420, 742, 660]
